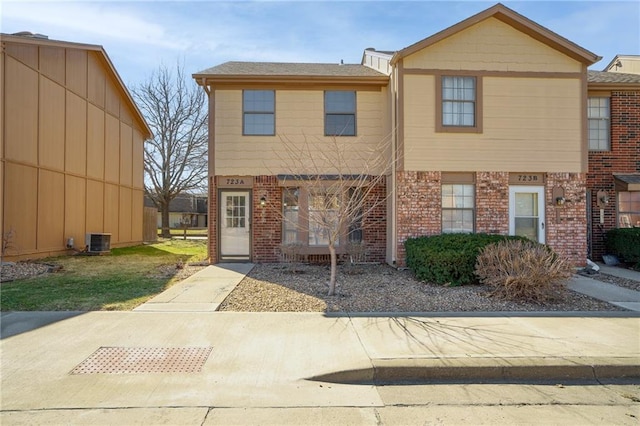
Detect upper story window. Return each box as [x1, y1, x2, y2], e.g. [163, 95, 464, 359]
[588, 97, 610, 151]
[325, 91, 356, 136]
[243, 90, 275, 135]
[442, 76, 476, 126]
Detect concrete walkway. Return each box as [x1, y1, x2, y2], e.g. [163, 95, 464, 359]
[133, 263, 254, 312]
[568, 265, 640, 312]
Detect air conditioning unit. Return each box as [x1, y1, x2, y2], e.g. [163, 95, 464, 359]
[85, 233, 111, 253]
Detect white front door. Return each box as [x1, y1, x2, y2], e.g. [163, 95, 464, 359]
[220, 191, 250, 259]
[509, 186, 545, 244]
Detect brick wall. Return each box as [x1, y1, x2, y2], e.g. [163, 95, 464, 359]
[476, 172, 509, 235]
[396, 171, 442, 266]
[253, 175, 282, 263]
[587, 90, 640, 260]
[395, 170, 587, 267]
[361, 179, 387, 262]
[545, 173, 588, 266]
[208, 176, 217, 263]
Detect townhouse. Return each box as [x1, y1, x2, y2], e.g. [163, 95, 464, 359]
[194, 3, 619, 266]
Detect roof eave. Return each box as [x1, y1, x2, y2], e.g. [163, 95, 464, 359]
[588, 82, 640, 91]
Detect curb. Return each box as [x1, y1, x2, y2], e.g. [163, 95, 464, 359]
[309, 357, 640, 385]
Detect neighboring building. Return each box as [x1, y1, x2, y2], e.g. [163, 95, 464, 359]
[194, 3, 602, 266]
[1, 32, 152, 260]
[587, 69, 640, 260]
[144, 193, 208, 228]
[604, 55, 640, 74]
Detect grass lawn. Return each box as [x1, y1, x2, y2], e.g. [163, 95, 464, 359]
[0, 240, 208, 311]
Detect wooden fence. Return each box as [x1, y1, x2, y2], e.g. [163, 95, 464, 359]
[143, 207, 158, 242]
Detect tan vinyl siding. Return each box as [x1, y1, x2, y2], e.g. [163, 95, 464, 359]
[1, 38, 149, 260]
[215, 88, 385, 175]
[87, 52, 106, 108]
[64, 175, 86, 250]
[104, 114, 120, 183]
[65, 92, 87, 175]
[132, 130, 144, 188]
[120, 123, 133, 186]
[403, 75, 583, 172]
[5, 57, 38, 164]
[86, 179, 105, 233]
[104, 183, 119, 243]
[66, 49, 87, 97]
[403, 18, 582, 73]
[4, 163, 38, 252]
[39, 75, 65, 170]
[119, 187, 132, 242]
[40, 45, 65, 85]
[37, 169, 65, 250]
[87, 103, 105, 179]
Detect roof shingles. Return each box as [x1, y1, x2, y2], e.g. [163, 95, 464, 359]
[195, 61, 386, 78]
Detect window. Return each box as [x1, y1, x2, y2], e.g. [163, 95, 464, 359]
[282, 188, 299, 243]
[588, 97, 610, 151]
[308, 191, 339, 246]
[442, 76, 476, 127]
[348, 187, 363, 243]
[243, 90, 274, 135]
[325, 91, 356, 136]
[618, 191, 640, 228]
[442, 184, 475, 233]
[281, 186, 367, 248]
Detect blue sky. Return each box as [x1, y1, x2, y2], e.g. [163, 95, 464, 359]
[2, 1, 639, 88]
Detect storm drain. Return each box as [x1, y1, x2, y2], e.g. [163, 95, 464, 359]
[70, 347, 213, 374]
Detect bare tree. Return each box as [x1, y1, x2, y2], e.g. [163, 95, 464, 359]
[271, 133, 395, 296]
[133, 61, 208, 238]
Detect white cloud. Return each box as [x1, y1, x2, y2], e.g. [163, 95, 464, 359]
[2, 1, 187, 50]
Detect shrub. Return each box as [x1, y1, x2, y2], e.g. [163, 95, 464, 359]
[405, 233, 525, 286]
[475, 239, 572, 303]
[605, 228, 640, 268]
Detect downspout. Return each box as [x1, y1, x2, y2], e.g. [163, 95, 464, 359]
[390, 64, 398, 265]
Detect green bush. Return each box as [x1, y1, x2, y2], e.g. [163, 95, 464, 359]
[475, 239, 571, 303]
[405, 233, 526, 286]
[606, 228, 640, 268]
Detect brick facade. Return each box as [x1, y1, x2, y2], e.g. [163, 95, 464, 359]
[395, 171, 587, 267]
[208, 175, 386, 264]
[545, 173, 588, 266]
[476, 172, 510, 235]
[396, 171, 442, 265]
[253, 175, 282, 263]
[587, 90, 640, 260]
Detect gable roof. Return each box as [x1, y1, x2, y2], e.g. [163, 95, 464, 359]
[391, 3, 601, 66]
[603, 55, 640, 72]
[193, 61, 388, 86]
[0, 33, 152, 139]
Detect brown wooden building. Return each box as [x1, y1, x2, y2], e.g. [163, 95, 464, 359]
[1, 32, 152, 260]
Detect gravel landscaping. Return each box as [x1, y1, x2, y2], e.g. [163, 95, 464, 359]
[218, 263, 627, 313]
[3, 260, 636, 313]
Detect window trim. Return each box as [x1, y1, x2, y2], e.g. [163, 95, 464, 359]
[588, 96, 611, 151]
[441, 173, 476, 234]
[436, 74, 483, 133]
[242, 89, 275, 136]
[324, 90, 357, 137]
